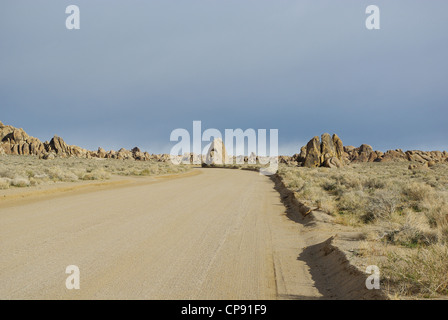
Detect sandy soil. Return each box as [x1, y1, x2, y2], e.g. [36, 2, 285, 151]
[0, 168, 383, 299]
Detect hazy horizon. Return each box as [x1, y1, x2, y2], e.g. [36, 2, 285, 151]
[1, 1, 447, 155]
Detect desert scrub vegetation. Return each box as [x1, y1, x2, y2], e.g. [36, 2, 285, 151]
[0, 155, 191, 189]
[278, 162, 448, 297]
[381, 244, 448, 297]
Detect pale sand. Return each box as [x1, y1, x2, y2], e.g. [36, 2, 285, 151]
[0, 168, 377, 299]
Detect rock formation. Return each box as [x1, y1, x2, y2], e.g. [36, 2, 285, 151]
[299, 133, 447, 168]
[0, 121, 151, 161]
[204, 138, 230, 165]
[345, 145, 448, 164]
[302, 133, 344, 168]
[2, 121, 447, 166]
[303, 136, 321, 167]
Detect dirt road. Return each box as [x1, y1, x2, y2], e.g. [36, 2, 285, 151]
[0, 168, 322, 299]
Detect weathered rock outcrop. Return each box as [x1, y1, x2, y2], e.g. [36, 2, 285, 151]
[0, 121, 151, 161]
[405, 150, 447, 163]
[333, 134, 344, 160]
[345, 144, 383, 163]
[2, 120, 447, 166]
[49, 135, 69, 155]
[323, 157, 343, 169]
[204, 138, 230, 165]
[97, 147, 107, 158]
[299, 134, 447, 168]
[303, 136, 322, 167]
[279, 155, 297, 165]
[1, 122, 46, 157]
[345, 145, 448, 164]
[297, 146, 307, 163]
[380, 149, 407, 162]
[302, 134, 344, 168]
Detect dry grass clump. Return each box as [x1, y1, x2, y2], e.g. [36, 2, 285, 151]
[278, 162, 448, 298]
[0, 155, 191, 189]
[381, 245, 448, 297]
[0, 177, 10, 189]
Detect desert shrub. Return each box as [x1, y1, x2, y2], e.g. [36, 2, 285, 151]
[321, 179, 338, 192]
[396, 226, 438, 247]
[337, 190, 368, 215]
[334, 174, 363, 190]
[33, 173, 49, 180]
[390, 211, 438, 247]
[278, 163, 448, 239]
[403, 182, 434, 202]
[0, 169, 14, 179]
[277, 162, 448, 298]
[299, 182, 327, 203]
[79, 168, 111, 180]
[287, 176, 305, 190]
[45, 167, 79, 182]
[28, 177, 38, 186]
[0, 177, 10, 189]
[425, 204, 448, 244]
[440, 220, 448, 245]
[382, 245, 448, 297]
[363, 177, 386, 190]
[364, 189, 401, 223]
[316, 198, 336, 215]
[0, 155, 191, 189]
[11, 176, 30, 187]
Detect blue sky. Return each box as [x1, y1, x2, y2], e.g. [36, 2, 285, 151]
[1, 0, 447, 155]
